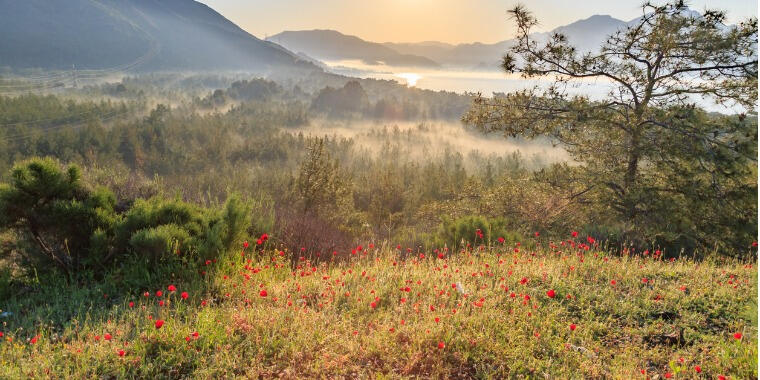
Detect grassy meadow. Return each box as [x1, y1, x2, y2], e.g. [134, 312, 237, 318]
[0, 239, 756, 379]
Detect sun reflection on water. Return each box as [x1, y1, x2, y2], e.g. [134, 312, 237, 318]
[397, 72, 421, 86]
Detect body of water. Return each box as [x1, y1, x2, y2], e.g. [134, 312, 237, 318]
[323, 60, 736, 113]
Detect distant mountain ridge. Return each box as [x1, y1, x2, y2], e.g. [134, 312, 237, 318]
[272, 14, 634, 70]
[267, 30, 440, 68]
[0, 0, 316, 72]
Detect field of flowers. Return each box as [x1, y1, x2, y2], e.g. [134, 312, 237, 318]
[0, 235, 757, 379]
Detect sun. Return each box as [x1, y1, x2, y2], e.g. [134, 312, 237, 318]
[397, 73, 421, 86]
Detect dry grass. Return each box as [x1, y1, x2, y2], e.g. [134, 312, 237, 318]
[0, 242, 756, 379]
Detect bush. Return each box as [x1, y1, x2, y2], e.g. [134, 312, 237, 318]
[0, 158, 252, 279]
[275, 207, 353, 261]
[0, 158, 117, 275]
[113, 194, 251, 264]
[434, 215, 521, 250]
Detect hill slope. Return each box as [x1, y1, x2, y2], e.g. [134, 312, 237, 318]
[0, 0, 314, 72]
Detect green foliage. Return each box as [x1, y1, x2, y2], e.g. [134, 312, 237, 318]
[434, 215, 518, 249]
[311, 80, 370, 117]
[0, 157, 117, 275]
[0, 60, 755, 259]
[464, 2, 758, 255]
[0, 158, 251, 279]
[114, 194, 251, 263]
[296, 137, 351, 213]
[127, 223, 191, 259]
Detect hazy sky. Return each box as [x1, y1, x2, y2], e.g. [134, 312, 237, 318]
[200, 0, 757, 44]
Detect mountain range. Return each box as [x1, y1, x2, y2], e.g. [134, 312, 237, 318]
[269, 15, 633, 70]
[0, 1, 701, 75]
[267, 30, 439, 68]
[0, 0, 315, 72]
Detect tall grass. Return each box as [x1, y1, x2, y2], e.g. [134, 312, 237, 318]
[0, 241, 756, 378]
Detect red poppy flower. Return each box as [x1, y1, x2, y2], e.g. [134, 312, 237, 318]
[181, 292, 189, 300]
[128, 301, 134, 308]
[571, 231, 578, 237]
[104, 333, 112, 341]
[260, 290, 268, 297]
[118, 350, 125, 357]
[694, 365, 701, 373]
[155, 290, 163, 297]
[30, 336, 38, 344]
[734, 332, 743, 340]
[437, 341, 445, 349]
[168, 285, 176, 292]
[243, 241, 249, 248]
[370, 301, 377, 309]
[569, 324, 577, 331]
[155, 320, 164, 329]
[546, 289, 556, 298]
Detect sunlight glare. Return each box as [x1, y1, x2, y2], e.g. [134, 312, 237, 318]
[397, 72, 421, 87]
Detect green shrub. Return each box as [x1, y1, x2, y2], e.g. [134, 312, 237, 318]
[0, 158, 117, 275]
[434, 215, 521, 250]
[113, 195, 251, 263]
[128, 224, 191, 259]
[0, 158, 252, 280]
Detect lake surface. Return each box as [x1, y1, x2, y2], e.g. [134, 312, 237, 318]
[324, 59, 616, 98]
[323, 60, 737, 113]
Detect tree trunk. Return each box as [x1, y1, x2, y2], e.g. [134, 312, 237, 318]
[622, 129, 641, 223]
[29, 225, 70, 275]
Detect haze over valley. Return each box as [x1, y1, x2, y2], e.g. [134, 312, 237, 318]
[0, 1, 756, 378]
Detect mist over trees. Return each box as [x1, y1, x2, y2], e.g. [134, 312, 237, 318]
[0, 1, 755, 288]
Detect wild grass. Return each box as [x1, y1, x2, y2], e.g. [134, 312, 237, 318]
[0, 242, 756, 379]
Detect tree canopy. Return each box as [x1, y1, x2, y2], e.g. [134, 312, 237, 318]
[464, 1, 758, 254]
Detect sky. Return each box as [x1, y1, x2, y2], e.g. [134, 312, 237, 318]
[200, 0, 757, 44]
